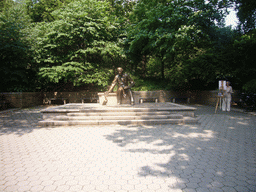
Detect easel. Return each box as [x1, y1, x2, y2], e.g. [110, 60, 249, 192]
[215, 95, 222, 113]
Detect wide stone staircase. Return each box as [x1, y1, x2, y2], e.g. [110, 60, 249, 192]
[39, 103, 199, 126]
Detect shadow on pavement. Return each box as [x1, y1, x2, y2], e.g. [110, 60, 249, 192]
[0, 106, 49, 136]
[105, 105, 256, 191]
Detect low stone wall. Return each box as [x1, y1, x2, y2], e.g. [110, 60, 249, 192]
[188, 90, 240, 106]
[1, 90, 241, 109]
[0, 92, 43, 108]
[43, 91, 99, 104]
[133, 90, 192, 103]
[43, 90, 241, 106]
[42, 90, 177, 105]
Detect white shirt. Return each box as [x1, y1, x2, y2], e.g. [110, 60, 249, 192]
[224, 86, 233, 99]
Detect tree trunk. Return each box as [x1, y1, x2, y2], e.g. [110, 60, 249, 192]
[161, 59, 165, 80]
[141, 55, 147, 78]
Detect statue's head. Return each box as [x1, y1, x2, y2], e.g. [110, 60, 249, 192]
[117, 67, 123, 75]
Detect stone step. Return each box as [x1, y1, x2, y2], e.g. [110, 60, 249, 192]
[55, 114, 183, 121]
[67, 111, 172, 116]
[39, 103, 198, 126]
[80, 108, 160, 113]
[39, 117, 199, 126]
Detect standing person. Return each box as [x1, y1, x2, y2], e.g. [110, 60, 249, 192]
[222, 81, 233, 111]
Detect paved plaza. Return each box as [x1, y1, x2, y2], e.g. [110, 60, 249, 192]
[0, 104, 256, 192]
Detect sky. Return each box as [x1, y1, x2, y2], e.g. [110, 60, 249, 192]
[225, 8, 239, 28]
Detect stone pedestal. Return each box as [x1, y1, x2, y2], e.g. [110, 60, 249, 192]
[98, 92, 131, 106]
[98, 92, 117, 106]
[39, 103, 198, 126]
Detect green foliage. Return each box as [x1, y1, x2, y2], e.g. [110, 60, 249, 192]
[231, 29, 256, 87]
[31, 0, 122, 90]
[107, 0, 135, 19]
[1, 0, 255, 93]
[0, 2, 37, 92]
[0, 0, 14, 12]
[243, 79, 256, 94]
[233, 0, 256, 33]
[25, 0, 73, 22]
[132, 76, 168, 91]
[124, 0, 232, 86]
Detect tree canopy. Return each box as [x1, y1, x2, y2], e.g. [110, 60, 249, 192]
[30, 0, 124, 90]
[233, 0, 256, 33]
[0, 2, 35, 91]
[1, 0, 256, 92]
[124, 0, 236, 89]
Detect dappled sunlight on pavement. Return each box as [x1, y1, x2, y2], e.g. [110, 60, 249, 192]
[0, 104, 256, 192]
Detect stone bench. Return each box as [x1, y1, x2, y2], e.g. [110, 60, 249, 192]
[139, 97, 159, 103]
[81, 97, 99, 103]
[171, 97, 190, 104]
[48, 98, 68, 105]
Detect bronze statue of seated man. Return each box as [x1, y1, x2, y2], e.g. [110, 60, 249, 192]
[104, 67, 135, 105]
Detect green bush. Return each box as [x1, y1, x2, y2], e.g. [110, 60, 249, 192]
[242, 79, 256, 94]
[132, 76, 168, 91]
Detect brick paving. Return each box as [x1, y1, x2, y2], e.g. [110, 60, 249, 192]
[0, 104, 256, 192]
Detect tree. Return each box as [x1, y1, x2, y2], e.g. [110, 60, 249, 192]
[0, 2, 36, 92]
[231, 29, 256, 87]
[25, 0, 73, 22]
[124, 0, 231, 84]
[107, 0, 135, 18]
[0, 0, 14, 12]
[31, 0, 122, 90]
[233, 0, 256, 33]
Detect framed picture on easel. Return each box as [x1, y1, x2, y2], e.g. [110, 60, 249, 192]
[219, 80, 227, 91]
[215, 80, 226, 113]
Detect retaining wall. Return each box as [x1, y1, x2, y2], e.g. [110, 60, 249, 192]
[42, 92, 99, 104]
[42, 90, 241, 106]
[1, 90, 241, 109]
[0, 92, 43, 108]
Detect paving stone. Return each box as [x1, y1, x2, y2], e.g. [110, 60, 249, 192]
[16, 175, 29, 182]
[30, 185, 44, 192]
[69, 185, 83, 191]
[4, 180, 18, 187]
[3, 175, 17, 182]
[247, 184, 256, 191]
[55, 185, 70, 191]
[188, 177, 201, 183]
[103, 179, 116, 185]
[222, 181, 237, 187]
[108, 184, 122, 191]
[196, 187, 211, 192]
[115, 179, 128, 185]
[4, 185, 20, 191]
[210, 181, 224, 188]
[183, 188, 197, 192]
[234, 186, 250, 192]
[221, 186, 236, 192]
[186, 182, 199, 189]
[43, 185, 57, 191]
[0, 105, 256, 192]
[17, 185, 31, 192]
[28, 180, 42, 187]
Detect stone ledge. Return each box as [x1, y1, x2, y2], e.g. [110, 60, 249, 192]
[39, 117, 199, 126]
[38, 102, 198, 126]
